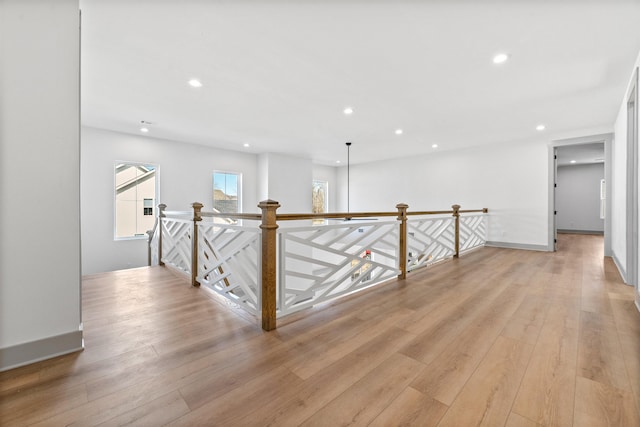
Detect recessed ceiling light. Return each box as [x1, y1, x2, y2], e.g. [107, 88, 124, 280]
[493, 53, 509, 64]
[336, 160, 341, 164]
[243, 143, 250, 148]
[188, 79, 203, 88]
[570, 160, 577, 164]
[432, 144, 438, 148]
[536, 124, 546, 131]
[343, 107, 354, 115]
[140, 127, 149, 133]
[395, 129, 403, 135]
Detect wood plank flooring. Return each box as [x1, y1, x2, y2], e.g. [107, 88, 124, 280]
[1, 234, 639, 426]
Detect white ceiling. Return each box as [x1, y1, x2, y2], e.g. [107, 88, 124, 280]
[80, 1, 640, 165]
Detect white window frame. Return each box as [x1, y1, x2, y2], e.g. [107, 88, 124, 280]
[213, 170, 242, 214]
[114, 161, 160, 240]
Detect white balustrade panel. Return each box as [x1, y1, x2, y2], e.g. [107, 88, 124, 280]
[406, 215, 455, 271]
[278, 220, 400, 316]
[459, 214, 487, 253]
[197, 222, 261, 314]
[161, 217, 192, 275]
[149, 224, 159, 266]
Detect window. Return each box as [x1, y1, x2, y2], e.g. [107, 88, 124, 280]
[312, 180, 328, 214]
[213, 171, 241, 214]
[115, 162, 158, 239]
[143, 198, 153, 216]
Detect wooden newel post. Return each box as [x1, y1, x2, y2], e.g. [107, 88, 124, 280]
[452, 204, 460, 258]
[396, 203, 409, 279]
[259, 199, 280, 331]
[191, 202, 203, 287]
[158, 204, 166, 266]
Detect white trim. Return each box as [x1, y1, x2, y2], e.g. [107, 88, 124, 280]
[485, 241, 549, 252]
[0, 331, 84, 372]
[548, 134, 613, 254]
[612, 252, 628, 284]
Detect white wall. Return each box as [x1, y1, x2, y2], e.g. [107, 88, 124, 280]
[556, 164, 605, 233]
[81, 127, 258, 274]
[0, 0, 82, 368]
[257, 153, 312, 213]
[611, 49, 640, 309]
[336, 140, 550, 248]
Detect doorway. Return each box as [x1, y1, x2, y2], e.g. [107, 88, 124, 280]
[549, 134, 613, 255]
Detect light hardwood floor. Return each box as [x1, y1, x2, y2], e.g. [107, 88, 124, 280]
[1, 234, 639, 426]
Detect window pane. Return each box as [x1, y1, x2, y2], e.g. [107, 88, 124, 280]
[312, 180, 328, 214]
[213, 171, 240, 214]
[115, 163, 157, 238]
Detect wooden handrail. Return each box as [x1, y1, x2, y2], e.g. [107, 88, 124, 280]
[276, 212, 400, 221]
[200, 212, 262, 221]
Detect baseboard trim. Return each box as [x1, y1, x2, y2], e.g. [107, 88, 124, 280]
[557, 229, 604, 235]
[485, 241, 549, 252]
[611, 252, 628, 284]
[0, 330, 83, 372]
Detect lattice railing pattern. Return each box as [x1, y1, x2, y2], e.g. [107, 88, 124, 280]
[406, 215, 455, 271]
[197, 222, 261, 314]
[161, 218, 192, 275]
[459, 214, 487, 253]
[278, 220, 400, 316]
[149, 224, 159, 266]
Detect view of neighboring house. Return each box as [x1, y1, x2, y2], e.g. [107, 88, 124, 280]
[115, 164, 156, 238]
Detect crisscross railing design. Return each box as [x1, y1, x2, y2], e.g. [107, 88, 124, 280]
[160, 216, 192, 275]
[278, 220, 400, 316]
[150, 202, 487, 331]
[459, 214, 487, 253]
[407, 215, 456, 271]
[198, 221, 261, 314]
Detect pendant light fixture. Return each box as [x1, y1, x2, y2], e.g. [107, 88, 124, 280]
[346, 142, 351, 214]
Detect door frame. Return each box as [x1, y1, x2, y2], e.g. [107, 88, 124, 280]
[626, 67, 638, 289]
[548, 134, 613, 254]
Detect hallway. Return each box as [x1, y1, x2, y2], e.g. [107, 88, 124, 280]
[1, 234, 638, 426]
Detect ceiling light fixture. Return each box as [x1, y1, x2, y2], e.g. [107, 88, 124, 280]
[493, 53, 509, 64]
[536, 124, 546, 131]
[570, 160, 577, 164]
[343, 107, 354, 115]
[140, 127, 149, 133]
[432, 144, 438, 148]
[336, 160, 341, 164]
[188, 79, 203, 88]
[243, 143, 250, 148]
[395, 129, 403, 135]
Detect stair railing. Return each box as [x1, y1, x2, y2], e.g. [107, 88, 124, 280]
[148, 201, 488, 331]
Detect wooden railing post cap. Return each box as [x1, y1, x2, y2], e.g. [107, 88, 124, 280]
[258, 199, 281, 208]
[158, 203, 167, 209]
[483, 208, 489, 213]
[396, 203, 409, 209]
[452, 204, 461, 215]
[192, 202, 204, 221]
